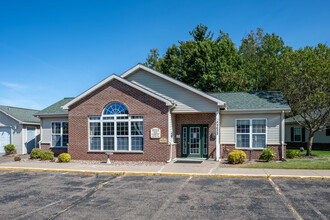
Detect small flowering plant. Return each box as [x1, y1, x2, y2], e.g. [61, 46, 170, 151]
[259, 148, 276, 162]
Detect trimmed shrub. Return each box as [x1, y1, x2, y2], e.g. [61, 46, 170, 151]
[58, 153, 71, 163]
[40, 151, 54, 160]
[30, 148, 43, 159]
[259, 148, 276, 162]
[14, 156, 21, 161]
[4, 144, 16, 155]
[227, 150, 246, 164]
[286, 150, 300, 159]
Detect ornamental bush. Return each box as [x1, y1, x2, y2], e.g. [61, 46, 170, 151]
[58, 153, 71, 163]
[30, 148, 43, 159]
[259, 148, 276, 162]
[4, 144, 16, 155]
[286, 150, 300, 159]
[40, 151, 54, 160]
[227, 150, 246, 164]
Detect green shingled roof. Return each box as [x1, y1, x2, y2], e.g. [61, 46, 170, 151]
[0, 105, 40, 123]
[35, 98, 74, 116]
[209, 91, 290, 110]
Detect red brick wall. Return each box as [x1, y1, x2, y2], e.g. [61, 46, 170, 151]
[175, 113, 216, 159]
[40, 143, 67, 157]
[68, 79, 170, 162]
[221, 144, 285, 160]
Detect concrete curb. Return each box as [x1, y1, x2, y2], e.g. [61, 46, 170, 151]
[0, 167, 329, 180]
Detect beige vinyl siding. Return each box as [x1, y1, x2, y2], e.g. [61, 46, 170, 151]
[126, 70, 218, 113]
[0, 111, 23, 154]
[220, 113, 281, 145]
[40, 117, 68, 143]
[285, 123, 330, 143]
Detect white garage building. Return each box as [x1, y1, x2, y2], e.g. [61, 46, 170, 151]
[0, 105, 40, 154]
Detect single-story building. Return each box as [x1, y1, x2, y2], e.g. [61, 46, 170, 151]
[285, 116, 330, 150]
[0, 105, 40, 154]
[35, 64, 291, 161]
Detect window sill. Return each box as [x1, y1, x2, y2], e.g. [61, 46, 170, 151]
[87, 150, 144, 154]
[50, 146, 68, 148]
[235, 148, 266, 150]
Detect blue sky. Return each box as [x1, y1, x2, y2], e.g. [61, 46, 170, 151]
[0, 0, 329, 110]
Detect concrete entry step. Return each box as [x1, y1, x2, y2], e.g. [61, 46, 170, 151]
[174, 160, 203, 164]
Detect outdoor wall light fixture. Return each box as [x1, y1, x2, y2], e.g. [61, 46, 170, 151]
[211, 132, 216, 139]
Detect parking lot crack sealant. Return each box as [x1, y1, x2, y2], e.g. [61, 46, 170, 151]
[268, 178, 303, 220]
[47, 175, 122, 220]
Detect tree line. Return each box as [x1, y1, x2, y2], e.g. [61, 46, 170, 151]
[144, 24, 330, 155]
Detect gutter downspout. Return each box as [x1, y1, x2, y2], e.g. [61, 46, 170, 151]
[167, 104, 176, 163]
[216, 109, 220, 161]
[281, 111, 285, 160]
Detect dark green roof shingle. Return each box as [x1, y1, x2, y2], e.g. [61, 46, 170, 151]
[0, 105, 40, 123]
[35, 98, 74, 116]
[209, 91, 290, 110]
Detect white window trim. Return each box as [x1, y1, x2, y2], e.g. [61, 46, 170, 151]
[88, 115, 144, 152]
[292, 127, 303, 142]
[51, 121, 68, 148]
[235, 118, 267, 149]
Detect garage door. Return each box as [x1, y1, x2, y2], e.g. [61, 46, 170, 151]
[0, 127, 11, 153]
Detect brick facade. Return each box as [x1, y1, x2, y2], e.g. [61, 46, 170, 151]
[40, 143, 67, 157]
[221, 144, 285, 160]
[68, 79, 170, 162]
[174, 113, 216, 159]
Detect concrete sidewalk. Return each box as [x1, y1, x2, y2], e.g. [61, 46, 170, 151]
[0, 159, 329, 179]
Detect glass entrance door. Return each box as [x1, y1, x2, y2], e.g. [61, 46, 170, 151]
[181, 124, 208, 158]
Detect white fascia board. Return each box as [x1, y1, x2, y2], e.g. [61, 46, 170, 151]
[221, 109, 291, 114]
[35, 114, 69, 118]
[22, 122, 40, 125]
[121, 64, 226, 107]
[62, 74, 173, 109]
[0, 109, 22, 124]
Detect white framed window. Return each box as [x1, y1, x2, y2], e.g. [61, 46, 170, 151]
[293, 127, 302, 142]
[51, 121, 68, 147]
[88, 102, 144, 152]
[236, 119, 267, 149]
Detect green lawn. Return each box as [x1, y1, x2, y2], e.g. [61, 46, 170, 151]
[240, 150, 330, 169]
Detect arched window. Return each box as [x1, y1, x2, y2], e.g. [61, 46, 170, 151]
[89, 102, 144, 152]
[103, 102, 128, 115]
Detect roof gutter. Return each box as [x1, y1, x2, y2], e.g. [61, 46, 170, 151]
[221, 108, 291, 114]
[34, 113, 68, 118]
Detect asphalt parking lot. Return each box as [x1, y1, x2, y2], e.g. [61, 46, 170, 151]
[0, 171, 329, 220]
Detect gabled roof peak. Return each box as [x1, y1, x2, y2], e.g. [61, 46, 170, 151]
[121, 64, 226, 107]
[62, 74, 173, 109]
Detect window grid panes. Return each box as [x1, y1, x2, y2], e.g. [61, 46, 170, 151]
[51, 122, 69, 147]
[88, 107, 144, 152]
[203, 127, 208, 155]
[103, 102, 128, 115]
[236, 119, 266, 149]
[182, 127, 187, 155]
[89, 122, 101, 150]
[293, 127, 302, 142]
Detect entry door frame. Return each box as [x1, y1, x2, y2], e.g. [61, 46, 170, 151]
[26, 126, 37, 153]
[181, 124, 208, 158]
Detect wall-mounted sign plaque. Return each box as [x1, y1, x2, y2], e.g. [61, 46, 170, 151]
[159, 137, 167, 144]
[150, 127, 161, 139]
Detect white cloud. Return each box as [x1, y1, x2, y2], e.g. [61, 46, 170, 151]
[0, 97, 42, 110]
[1, 82, 28, 91]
